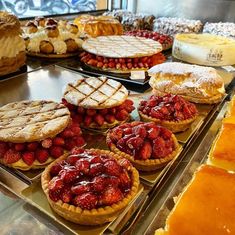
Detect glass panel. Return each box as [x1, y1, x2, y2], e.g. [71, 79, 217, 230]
[0, 0, 108, 18]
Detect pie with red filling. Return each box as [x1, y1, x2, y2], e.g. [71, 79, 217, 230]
[138, 94, 198, 132]
[41, 148, 139, 225]
[107, 121, 180, 171]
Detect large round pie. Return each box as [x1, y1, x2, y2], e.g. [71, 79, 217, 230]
[107, 121, 180, 171]
[138, 94, 198, 133]
[0, 100, 85, 170]
[41, 148, 139, 225]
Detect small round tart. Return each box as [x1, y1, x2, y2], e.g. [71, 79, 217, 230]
[41, 148, 139, 225]
[106, 121, 180, 171]
[138, 94, 198, 133]
[0, 100, 85, 170]
[125, 30, 173, 51]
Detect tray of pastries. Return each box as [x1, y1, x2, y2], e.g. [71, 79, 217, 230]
[22, 17, 83, 58]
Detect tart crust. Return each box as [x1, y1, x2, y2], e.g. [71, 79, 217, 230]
[138, 109, 197, 133]
[106, 133, 180, 171]
[41, 149, 139, 225]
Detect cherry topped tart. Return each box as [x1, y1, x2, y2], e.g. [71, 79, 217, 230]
[41, 148, 139, 225]
[138, 94, 198, 133]
[125, 30, 173, 50]
[106, 121, 180, 171]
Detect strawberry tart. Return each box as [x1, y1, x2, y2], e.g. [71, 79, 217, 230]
[0, 100, 85, 170]
[62, 76, 135, 130]
[41, 148, 139, 225]
[107, 121, 180, 171]
[138, 94, 198, 133]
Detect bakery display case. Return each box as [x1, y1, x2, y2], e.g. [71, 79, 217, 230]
[1, 3, 235, 235]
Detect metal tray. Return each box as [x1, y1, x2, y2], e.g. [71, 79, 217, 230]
[136, 102, 228, 235]
[21, 182, 144, 235]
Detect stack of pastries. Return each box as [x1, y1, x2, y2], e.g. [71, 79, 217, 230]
[0, 11, 26, 76]
[23, 17, 83, 55]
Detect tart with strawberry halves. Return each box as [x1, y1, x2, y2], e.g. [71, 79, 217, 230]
[0, 100, 85, 170]
[41, 148, 139, 225]
[62, 76, 135, 130]
[107, 121, 180, 171]
[138, 94, 198, 133]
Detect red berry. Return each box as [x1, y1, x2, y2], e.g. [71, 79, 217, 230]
[89, 163, 104, 176]
[90, 155, 103, 164]
[53, 137, 65, 146]
[105, 114, 116, 123]
[60, 129, 75, 138]
[117, 158, 132, 170]
[64, 139, 77, 151]
[60, 168, 79, 183]
[41, 138, 52, 148]
[48, 176, 64, 191]
[139, 141, 152, 160]
[104, 160, 122, 177]
[73, 192, 98, 209]
[86, 109, 96, 116]
[84, 116, 92, 127]
[147, 127, 160, 140]
[75, 159, 90, 174]
[126, 137, 144, 149]
[109, 107, 116, 115]
[71, 147, 84, 155]
[0, 142, 8, 158]
[100, 187, 123, 206]
[92, 175, 108, 192]
[60, 186, 73, 203]
[116, 109, 129, 121]
[77, 106, 85, 114]
[160, 127, 172, 140]
[71, 183, 91, 195]
[22, 152, 35, 166]
[50, 146, 64, 158]
[73, 136, 86, 147]
[99, 109, 108, 115]
[66, 155, 80, 165]
[119, 170, 131, 189]
[14, 143, 25, 152]
[3, 149, 21, 164]
[94, 114, 104, 126]
[73, 114, 83, 123]
[27, 142, 39, 151]
[35, 148, 49, 163]
[50, 163, 63, 177]
[133, 125, 147, 138]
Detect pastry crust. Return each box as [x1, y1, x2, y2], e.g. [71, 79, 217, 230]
[0, 11, 21, 37]
[74, 15, 123, 37]
[138, 109, 197, 133]
[148, 62, 225, 104]
[63, 76, 128, 109]
[41, 149, 139, 225]
[0, 51, 26, 76]
[0, 100, 70, 143]
[82, 35, 162, 58]
[107, 133, 180, 171]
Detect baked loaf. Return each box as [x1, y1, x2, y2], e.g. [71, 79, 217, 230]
[74, 15, 123, 37]
[148, 62, 225, 104]
[155, 164, 235, 235]
[0, 11, 26, 75]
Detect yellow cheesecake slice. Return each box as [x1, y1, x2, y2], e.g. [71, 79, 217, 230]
[155, 164, 235, 235]
[173, 33, 235, 66]
[208, 120, 235, 171]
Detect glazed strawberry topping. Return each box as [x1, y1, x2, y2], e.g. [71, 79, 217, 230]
[48, 149, 132, 209]
[0, 120, 85, 166]
[79, 51, 165, 70]
[107, 121, 176, 160]
[62, 98, 135, 128]
[125, 30, 173, 48]
[138, 94, 198, 121]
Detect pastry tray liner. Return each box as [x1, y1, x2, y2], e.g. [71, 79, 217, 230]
[21, 182, 144, 235]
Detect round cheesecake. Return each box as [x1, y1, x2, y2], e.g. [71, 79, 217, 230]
[173, 33, 235, 66]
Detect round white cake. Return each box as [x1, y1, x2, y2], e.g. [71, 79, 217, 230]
[172, 33, 235, 66]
